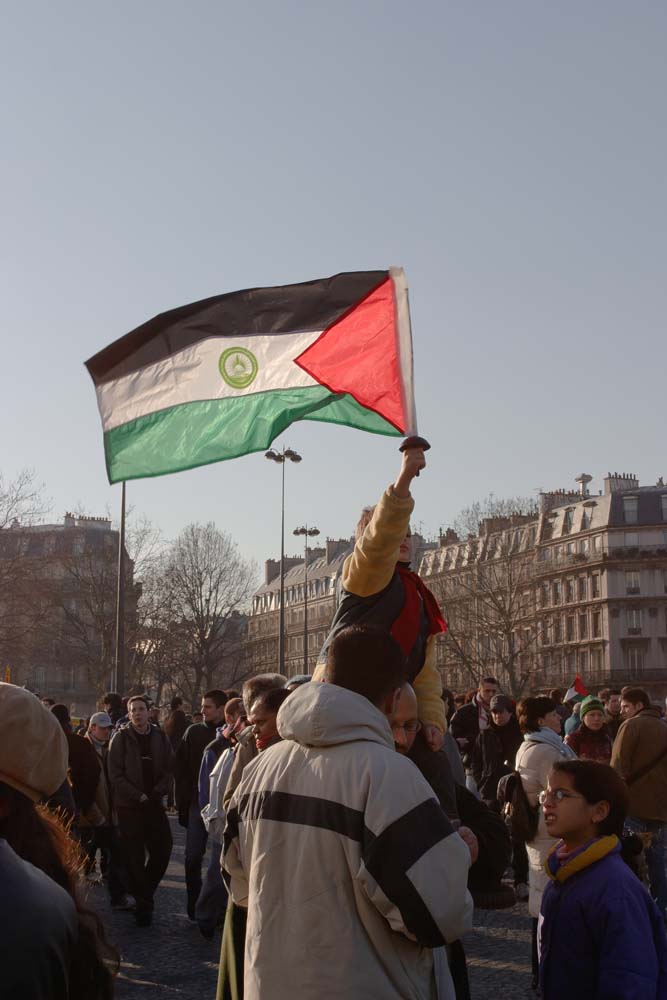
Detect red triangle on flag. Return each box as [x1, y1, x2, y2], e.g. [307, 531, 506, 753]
[294, 278, 407, 433]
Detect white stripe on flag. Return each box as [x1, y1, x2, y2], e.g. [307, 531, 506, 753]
[96, 330, 323, 431]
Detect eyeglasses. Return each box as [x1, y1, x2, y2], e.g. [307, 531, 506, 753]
[538, 789, 585, 805]
[392, 720, 422, 734]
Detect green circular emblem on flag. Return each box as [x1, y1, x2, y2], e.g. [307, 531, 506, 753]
[219, 347, 259, 389]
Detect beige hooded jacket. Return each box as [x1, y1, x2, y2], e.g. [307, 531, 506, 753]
[223, 682, 473, 1000]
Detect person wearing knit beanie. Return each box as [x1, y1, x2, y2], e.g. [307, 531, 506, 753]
[565, 697, 612, 763]
[0, 683, 68, 800]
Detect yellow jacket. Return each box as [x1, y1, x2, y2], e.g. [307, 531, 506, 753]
[317, 486, 445, 733]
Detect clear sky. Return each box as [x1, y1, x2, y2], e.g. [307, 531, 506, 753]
[2, 2, 665, 569]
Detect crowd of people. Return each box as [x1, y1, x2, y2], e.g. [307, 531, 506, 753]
[2, 446, 667, 999]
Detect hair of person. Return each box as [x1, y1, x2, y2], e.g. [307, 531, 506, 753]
[464, 689, 477, 703]
[250, 687, 292, 716]
[441, 688, 456, 721]
[549, 688, 563, 702]
[224, 697, 245, 721]
[202, 689, 228, 708]
[549, 760, 629, 837]
[42, 697, 55, 707]
[621, 687, 650, 709]
[517, 696, 557, 734]
[0, 781, 118, 998]
[242, 673, 287, 713]
[355, 504, 376, 541]
[51, 703, 71, 729]
[597, 688, 610, 702]
[127, 694, 149, 710]
[324, 625, 407, 706]
[102, 692, 123, 710]
[169, 696, 183, 711]
[480, 676, 500, 687]
[225, 689, 241, 700]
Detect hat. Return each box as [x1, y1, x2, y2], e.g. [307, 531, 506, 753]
[490, 694, 513, 713]
[0, 684, 68, 801]
[89, 711, 113, 728]
[580, 696, 605, 721]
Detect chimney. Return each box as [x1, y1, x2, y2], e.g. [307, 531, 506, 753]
[265, 559, 280, 585]
[603, 472, 639, 495]
[64, 512, 76, 528]
[575, 473, 592, 497]
[325, 537, 353, 563]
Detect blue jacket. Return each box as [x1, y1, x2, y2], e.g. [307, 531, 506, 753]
[539, 836, 667, 999]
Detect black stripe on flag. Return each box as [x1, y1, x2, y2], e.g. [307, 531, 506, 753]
[86, 270, 388, 385]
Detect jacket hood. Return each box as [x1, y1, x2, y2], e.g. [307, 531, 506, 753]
[277, 682, 394, 750]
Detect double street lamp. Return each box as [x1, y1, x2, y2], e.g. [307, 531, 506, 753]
[293, 525, 320, 674]
[265, 446, 302, 674]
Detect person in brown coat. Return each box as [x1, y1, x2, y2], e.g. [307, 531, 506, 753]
[611, 687, 667, 919]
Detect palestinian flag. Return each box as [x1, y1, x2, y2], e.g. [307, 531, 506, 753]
[564, 675, 589, 702]
[85, 268, 416, 484]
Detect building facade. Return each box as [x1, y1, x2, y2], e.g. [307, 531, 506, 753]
[245, 533, 438, 679]
[419, 472, 667, 701]
[0, 513, 138, 715]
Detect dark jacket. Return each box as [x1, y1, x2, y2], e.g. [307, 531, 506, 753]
[175, 721, 219, 816]
[611, 708, 667, 822]
[564, 724, 613, 763]
[65, 731, 101, 814]
[450, 699, 484, 761]
[606, 713, 623, 740]
[108, 723, 174, 810]
[471, 717, 523, 802]
[540, 838, 667, 999]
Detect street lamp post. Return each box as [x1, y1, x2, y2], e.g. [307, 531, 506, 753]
[293, 525, 320, 674]
[265, 446, 302, 675]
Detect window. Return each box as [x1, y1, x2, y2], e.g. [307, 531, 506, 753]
[626, 608, 643, 635]
[591, 648, 603, 672]
[565, 579, 575, 603]
[662, 496, 667, 521]
[623, 497, 639, 524]
[540, 583, 550, 607]
[593, 535, 602, 552]
[541, 619, 550, 645]
[562, 510, 573, 535]
[578, 649, 589, 673]
[591, 574, 600, 598]
[664, 570, 667, 595]
[581, 508, 592, 530]
[552, 581, 562, 605]
[592, 611, 601, 637]
[624, 532, 639, 547]
[566, 616, 576, 642]
[542, 652, 552, 674]
[579, 613, 588, 639]
[553, 617, 563, 643]
[566, 541, 576, 555]
[567, 651, 577, 674]
[578, 577, 587, 600]
[625, 570, 640, 595]
[627, 645, 644, 676]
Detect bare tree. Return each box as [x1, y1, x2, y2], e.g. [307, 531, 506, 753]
[0, 470, 52, 666]
[452, 494, 537, 539]
[427, 498, 541, 699]
[163, 523, 257, 706]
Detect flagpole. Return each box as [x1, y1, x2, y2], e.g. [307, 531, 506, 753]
[114, 481, 126, 696]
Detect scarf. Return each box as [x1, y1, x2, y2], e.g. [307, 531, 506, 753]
[545, 835, 619, 882]
[524, 726, 578, 759]
[390, 566, 447, 658]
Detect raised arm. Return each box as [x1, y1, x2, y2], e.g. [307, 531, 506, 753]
[342, 449, 425, 598]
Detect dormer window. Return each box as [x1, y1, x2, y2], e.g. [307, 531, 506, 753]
[623, 496, 639, 524]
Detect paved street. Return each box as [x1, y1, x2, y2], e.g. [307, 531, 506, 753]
[88, 816, 535, 999]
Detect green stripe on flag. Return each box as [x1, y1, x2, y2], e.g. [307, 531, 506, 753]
[103, 386, 400, 483]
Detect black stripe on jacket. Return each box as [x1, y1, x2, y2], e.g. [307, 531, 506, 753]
[226, 789, 454, 948]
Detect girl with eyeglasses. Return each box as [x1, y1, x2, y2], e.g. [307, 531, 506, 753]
[538, 759, 667, 999]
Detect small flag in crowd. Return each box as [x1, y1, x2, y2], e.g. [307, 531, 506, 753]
[564, 674, 589, 702]
[85, 268, 416, 483]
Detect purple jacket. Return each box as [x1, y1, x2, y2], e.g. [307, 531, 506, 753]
[539, 837, 667, 999]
